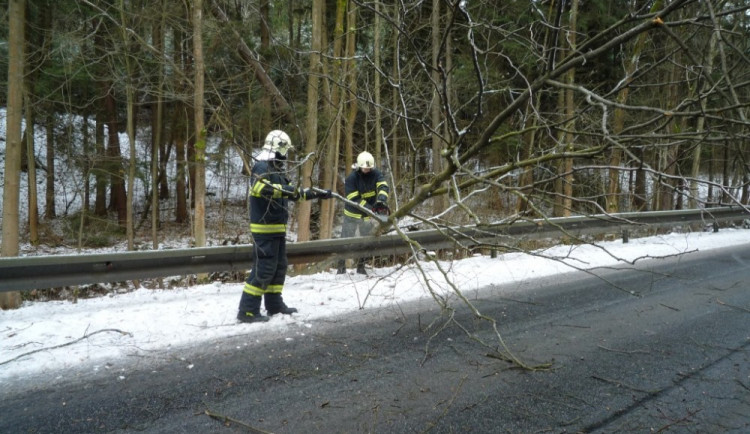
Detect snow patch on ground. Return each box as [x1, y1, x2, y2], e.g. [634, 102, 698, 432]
[3, 228, 750, 390]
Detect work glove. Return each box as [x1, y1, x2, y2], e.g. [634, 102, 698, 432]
[302, 188, 331, 200]
[308, 190, 333, 199]
[295, 188, 331, 200]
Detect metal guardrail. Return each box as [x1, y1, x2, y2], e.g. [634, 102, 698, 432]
[0, 207, 747, 292]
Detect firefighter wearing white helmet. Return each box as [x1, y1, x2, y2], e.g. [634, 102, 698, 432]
[356, 151, 375, 169]
[237, 129, 333, 323]
[262, 129, 292, 157]
[337, 151, 390, 275]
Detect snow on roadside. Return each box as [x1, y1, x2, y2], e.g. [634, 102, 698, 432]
[2, 227, 750, 388]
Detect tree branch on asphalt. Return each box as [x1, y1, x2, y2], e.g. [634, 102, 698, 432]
[716, 299, 750, 313]
[591, 375, 661, 395]
[204, 409, 272, 433]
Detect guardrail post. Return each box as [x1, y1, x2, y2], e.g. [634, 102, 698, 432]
[622, 229, 629, 243]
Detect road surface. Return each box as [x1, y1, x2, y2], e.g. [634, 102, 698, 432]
[2, 243, 749, 433]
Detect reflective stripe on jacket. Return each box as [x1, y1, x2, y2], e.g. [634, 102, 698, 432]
[248, 160, 296, 234]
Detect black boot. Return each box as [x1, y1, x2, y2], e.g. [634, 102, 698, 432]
[237, 311, 270, 323]
[237, 293, 269, 323]
[265, 293, 298, 316]
[336, 260, 346, 274]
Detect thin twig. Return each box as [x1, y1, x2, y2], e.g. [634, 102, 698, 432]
[204, 409, 273, 433]
[597, 344, 650, 355]
[421, 375, 468, 434]
[716, 298, 750, 313]
[653, 408, 700, 433]
[0, 328, 133, 366]
[591, 374, 660, 394]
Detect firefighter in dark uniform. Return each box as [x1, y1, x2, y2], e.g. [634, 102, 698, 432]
[238, 130, 332, 323]
[337, 151, 390, 275]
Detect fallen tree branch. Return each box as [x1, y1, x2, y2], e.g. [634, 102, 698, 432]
[597, 344, 650, 355]
[422, 375, 468, 433]
[654, 408, 700, 433]
[204, 409, 272, 433]
[716, 298, 750, 313]
[591, 374, 660, 394]
[0, 328, 133, 366]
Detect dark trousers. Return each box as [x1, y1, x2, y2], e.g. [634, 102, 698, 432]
[239, 234, 287, 314]
[338, 215, 373, 270]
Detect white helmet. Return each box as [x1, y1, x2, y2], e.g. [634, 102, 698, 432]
[263, 130, 292, 156]
[356, 151, 375, 169]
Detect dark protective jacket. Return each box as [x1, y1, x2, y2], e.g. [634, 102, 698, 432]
[344, 168, 389, 219]
[248, 160, 318, 235]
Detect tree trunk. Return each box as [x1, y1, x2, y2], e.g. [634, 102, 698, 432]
[341, 1, 360, 234]
[259, 0, 271, 133]
[78, 111, 92, 250]
[431, 0, 446, 216]
[332, 0, 346, 175]
[606, 0, 664, 213]
[317, 68, 333, 240]
[344, 1, 358, 170]
[689, 27, 719, 208]
[25, 92, 39, 245]
[23, 0, 52, 244]
[260, 0, 269, 48]
[82, 110, 91, 219]
[390, 4, 401, 192]
[515, 100, 540, 215]
[94, 113, 107, 216]
[722, 141, 730, 205]
[104, 85, 127, 225]
[553, 81, 567, 217]
[550, 0, 566, 217]
[125, 90, 136, 250]
[175, 106, 188, 223]
[561, 0, 578, 217]
[373, 0, 383, 168]
[193, 0, 207, 254]
[152, 1, 166, 248]
[317, 0, 346, 240]
[173, 22, 188, 223]
[287, 0, 295, 45]
[632, 146, 648, 211]
[656, 33, 684, 211]
[742, 146, 750, 206]
[1, 0, 25, 310]
[119, 0, 137, 250]
[298, 0, 325, 243]
[44, 118, 56, 218]
[518, 0, 557, 216]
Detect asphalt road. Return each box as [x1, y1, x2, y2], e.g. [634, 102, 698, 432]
[2, 243, 749, 433]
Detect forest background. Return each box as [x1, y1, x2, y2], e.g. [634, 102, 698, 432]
[1, 0, 750, 310]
